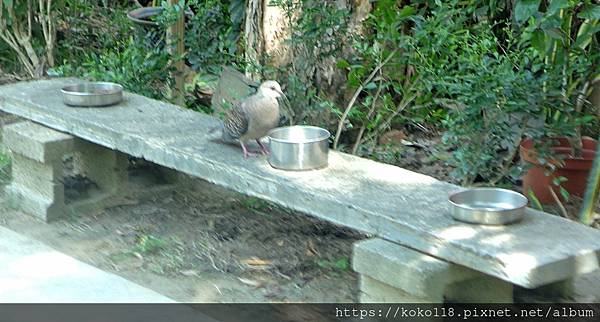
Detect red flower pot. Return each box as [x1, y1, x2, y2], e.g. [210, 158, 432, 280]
[520, 137, 597, 204]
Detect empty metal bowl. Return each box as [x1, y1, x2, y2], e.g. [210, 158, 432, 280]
[448, 188, 528, 225]
[61, 82, 123, 107]
[267, 126, 330, 171]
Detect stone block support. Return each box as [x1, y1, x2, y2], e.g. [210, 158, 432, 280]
[71, 140, 129, 194]
[3, 121, 74, 221]
[2, 121, 130, 221]
[353, 238, 514, 303]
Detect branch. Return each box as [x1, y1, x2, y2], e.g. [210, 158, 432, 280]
[333, 49, 397, 150]
[351, 73, 383, 155]
[549, 187, 569, 218]
[487, 116, 530, 186]
[38, 0, 55, 67]
[363, 90, 417, 145]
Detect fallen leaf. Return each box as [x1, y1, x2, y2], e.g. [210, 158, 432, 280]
[132, 252, 143, 261]
[305, 240, 319, 257]
[379, 129, 407, 145]
[238, 277, 262, 287]
[180, 270, 199, 277]
[241, 258, 272, 267]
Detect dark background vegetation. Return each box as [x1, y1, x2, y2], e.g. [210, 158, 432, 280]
[1, 0, 598, 188]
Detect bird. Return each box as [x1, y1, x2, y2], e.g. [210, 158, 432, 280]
[211, 80, 285, 158]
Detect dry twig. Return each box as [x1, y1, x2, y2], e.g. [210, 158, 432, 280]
[333, 50, 397, 150]
[549, 187, 569, 218]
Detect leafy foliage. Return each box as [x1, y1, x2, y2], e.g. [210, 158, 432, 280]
[159, 0, 245, 74]
[335, 0, 420, 153]
[409, 2, 560, 185]
[0, 0, 57, 77]
[269, 0, 351, 127]
[82, 37, 174, 99]
[514, 0, 600, 147]
[57, 1, 134, 65]
[52, 2, 173, 99]
[5, 0, 599, 189]
[186, 0, 244, 74]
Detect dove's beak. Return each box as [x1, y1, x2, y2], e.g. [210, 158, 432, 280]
[279, 91, 291, 106]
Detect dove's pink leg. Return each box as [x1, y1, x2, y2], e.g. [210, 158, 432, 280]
[256, 139, 270, 155]
[240, 142, 257, 158]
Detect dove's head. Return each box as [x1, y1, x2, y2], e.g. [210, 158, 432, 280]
[259, 80, 285, 99]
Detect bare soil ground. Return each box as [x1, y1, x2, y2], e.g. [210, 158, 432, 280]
[0, 163, 363, 303]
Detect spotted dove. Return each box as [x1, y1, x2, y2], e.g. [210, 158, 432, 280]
[212, 80, 285, 158]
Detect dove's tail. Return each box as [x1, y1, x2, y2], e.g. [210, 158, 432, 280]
[208, 124, 221, 135]
[208, 122, 237, 143]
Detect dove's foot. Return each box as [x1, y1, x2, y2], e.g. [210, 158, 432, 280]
[256, 139, 270, 155]
[241, 142, 259, 159]
[244, 151, 259, 158]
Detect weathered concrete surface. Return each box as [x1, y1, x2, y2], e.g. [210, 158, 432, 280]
[446, 274, 514, 303]
[71, 140, 129, 194]
[3, 121, 74, 163]
[353, 238, 478, 299]
[354, 238, 513, 303]
[3, 122, 73, 221]
[360, 275, 441, 303]
[2, 121, 131, 221]
[1, 78, 600, 288]
[0, 225, 175, 302]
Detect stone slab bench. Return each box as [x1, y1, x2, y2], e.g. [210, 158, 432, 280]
[1, 78, 600, 302]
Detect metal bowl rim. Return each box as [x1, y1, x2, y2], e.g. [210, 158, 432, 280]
[61, 82, 123, 96]
[268, 125, 331, 144]
[448, 188, 528, 213]
[127, 7, 194, 22]
[127, 7, 164, 26]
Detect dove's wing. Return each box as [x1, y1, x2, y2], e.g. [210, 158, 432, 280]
[223, 101, 249, 140]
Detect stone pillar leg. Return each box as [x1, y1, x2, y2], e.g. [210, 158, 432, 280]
[353, 238, 514, 304]
[72, 139, 129, 194]
[515, 278, 574, 300]
[445, 274, 514, 303]
[3, 121, 74, 221]
[533, 279, 574, 298]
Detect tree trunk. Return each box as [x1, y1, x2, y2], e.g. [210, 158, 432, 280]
[244, 0, 264, 80]
[166, 0, 185, 106]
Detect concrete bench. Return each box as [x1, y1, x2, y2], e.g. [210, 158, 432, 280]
[1, 78, 600, 303]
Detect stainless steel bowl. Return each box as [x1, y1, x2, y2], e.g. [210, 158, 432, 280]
[448, 188, 528, 225]
[61, 82, 123, 107]
[268, 126, 330, 171]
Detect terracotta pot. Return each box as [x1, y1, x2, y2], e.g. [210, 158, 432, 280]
[520, 137, 597, 204]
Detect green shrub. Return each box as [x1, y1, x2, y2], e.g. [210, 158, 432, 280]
[82, 36, 174, 100]
[409, 3, 557, 186]
[0, 41, 20, 76]
[53, 2, 173, 100]
[184, 0, 244, 74]
[57, 1, 135, 65]
[269, 0, 351, 128]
